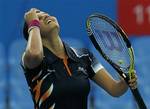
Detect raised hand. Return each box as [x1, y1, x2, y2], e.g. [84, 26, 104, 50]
[24, 8, 39, 25]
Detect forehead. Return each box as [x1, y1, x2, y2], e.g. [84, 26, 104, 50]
[35, 9, 49, 15]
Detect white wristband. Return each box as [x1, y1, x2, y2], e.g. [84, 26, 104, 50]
[28, 26, 40, 34]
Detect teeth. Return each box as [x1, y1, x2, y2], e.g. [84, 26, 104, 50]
[47, 20, 51, 24]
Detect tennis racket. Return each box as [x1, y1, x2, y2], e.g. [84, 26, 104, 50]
[86, 13, 147, 109]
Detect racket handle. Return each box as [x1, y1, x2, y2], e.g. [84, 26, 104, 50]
[117, 72, 147, 109]
[131, 88, 147, 109]
[109, 64, 147, 108]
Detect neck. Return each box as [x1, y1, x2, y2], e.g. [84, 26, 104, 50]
[42, 33, 67, 59]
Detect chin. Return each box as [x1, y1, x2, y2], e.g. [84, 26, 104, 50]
[41, 22, 60, 36]
[43, 27, 59, 36]
[48, 23, 59, 32]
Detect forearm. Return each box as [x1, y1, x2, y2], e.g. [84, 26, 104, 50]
[112, 78, 128, 97]
[24, 27, 43, 68]
[93, 69, 128, 97]
[92, 67, 137, 98]
[24, 8, 43, 59]
[26, 27, 43, 56]
[23, 8, 44, 69]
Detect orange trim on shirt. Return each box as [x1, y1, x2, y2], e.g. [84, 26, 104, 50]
[63, 58, 72, 76]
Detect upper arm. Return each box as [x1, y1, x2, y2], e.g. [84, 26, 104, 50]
[22, 51, 43, 69]
[86, 50, 117, 92]
[86, 50, 103, 78]
[21, 52, 44, 88]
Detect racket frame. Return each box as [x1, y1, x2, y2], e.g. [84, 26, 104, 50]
[86, 13, 147, 109]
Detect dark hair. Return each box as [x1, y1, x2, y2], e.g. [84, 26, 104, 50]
[23, 22, 29, 40]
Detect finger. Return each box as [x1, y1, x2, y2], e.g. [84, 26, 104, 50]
[129, 82, 137, 87]
[129, 75, 137, 82]
[131, 85, 137, 90]
[129, 78, 137, 84]
[129, 80, 136, 85]
[35, 9, 41, 13]
[24, 11, 32, 19]
[28, 8, 37, 15]
[129, 82, 137, 89]
[130, 83, 137, 89]
[36, 11, 47, 16]
[30, 8, 37, 12]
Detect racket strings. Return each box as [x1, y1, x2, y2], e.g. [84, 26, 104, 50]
[90, 18, 130, 69]
[116, 32, 130, 61]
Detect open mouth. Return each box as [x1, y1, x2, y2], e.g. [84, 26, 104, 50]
[44, 15, 52, 24]
[46, 19, 52, 24]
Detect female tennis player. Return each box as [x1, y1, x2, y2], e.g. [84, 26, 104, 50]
[21, 8, 137, 109]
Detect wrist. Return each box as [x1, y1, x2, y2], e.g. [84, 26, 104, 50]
[28, 19, 40, 28]
[28, 26, 40, 34]
[27, 19, 40, 34]
[119, 77, 128, 90]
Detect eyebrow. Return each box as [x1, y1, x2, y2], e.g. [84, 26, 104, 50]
[37, 11, 48, 15]
[36, 10, 41, 13]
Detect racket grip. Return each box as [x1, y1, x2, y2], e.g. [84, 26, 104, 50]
[131, 88, 147, 109]
[118, 72, 147, 109]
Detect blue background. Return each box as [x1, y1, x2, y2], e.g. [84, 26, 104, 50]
[0, 0, 150, 109]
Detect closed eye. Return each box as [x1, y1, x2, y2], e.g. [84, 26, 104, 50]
[36, 10, 40, 13]
[43, 15, 49, 21]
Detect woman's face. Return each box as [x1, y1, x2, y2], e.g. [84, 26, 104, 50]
[36, 10, 60, 36]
